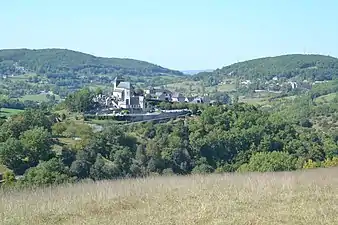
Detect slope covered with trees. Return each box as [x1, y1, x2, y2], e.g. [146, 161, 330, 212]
[0, 48, 184, 77]
[193, 54, 338, 84]
[1, 89, 338, 188]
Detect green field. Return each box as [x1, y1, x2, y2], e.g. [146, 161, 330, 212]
[163, 79, 236, 96]
[209, 83, 236, 92]
[7, 73, 36, 81]
[0, 108, 24, 117]
[20, 93, 61, 102]
[315, 93, 337, 103]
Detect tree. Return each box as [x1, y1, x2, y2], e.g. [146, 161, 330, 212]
[89, 154, 118, 180]
[134, 88, 144, 96]
[238, 151, 296, 172]
[59, 147, 76, 167]
[64, 88, 95, 112]
[70, 160, 91, 179]
[20, 158, 71, 186]
[52, 123, 67, 136]
[299, 118, 313, 128]
[20, 127, 54, 166]
[110, 145, 133, 176]
[0, 138, 27, 174]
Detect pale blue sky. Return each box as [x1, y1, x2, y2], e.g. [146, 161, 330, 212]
[1, 0, 337, 70]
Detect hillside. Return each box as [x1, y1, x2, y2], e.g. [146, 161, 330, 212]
[193, 54, 338, 84]
[181, 69, 213, 75]
[0, 48, 184, 77]
[2, 168, 338, 225]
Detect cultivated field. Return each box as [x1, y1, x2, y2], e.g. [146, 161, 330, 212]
[1, 168, 338, 225]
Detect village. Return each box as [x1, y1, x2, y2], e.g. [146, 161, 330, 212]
[92, 76, 213, 116]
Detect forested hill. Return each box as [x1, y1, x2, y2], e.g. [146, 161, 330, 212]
[0, 48, 184, 77]
[193, 54, 338, 83]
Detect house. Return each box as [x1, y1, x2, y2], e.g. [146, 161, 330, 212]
[171, 92, 185, 102]
[154, 89, 172, 101]
[191, 96, 210, 104]
[288, 81, 298, 89]
[191, 97, 203, 104]
[185, 97, 194, 103]
[145, 86, 156, 95]
[241, 80, 252, 85]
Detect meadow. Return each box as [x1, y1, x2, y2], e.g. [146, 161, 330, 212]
[1, 167, 337, 225]
[20, 93, 61, 102]
[0, 108, 24, 116]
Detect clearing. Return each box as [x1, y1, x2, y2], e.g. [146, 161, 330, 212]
[20, 93, 61, 102]
[163, 79, 236, 96]
[0, 108, 24, 117]
[1, 168, 338, 225]
[315, 93, 337, 103]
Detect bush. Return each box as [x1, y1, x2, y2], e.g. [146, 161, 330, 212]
[321, 157, 338, 168]
[162, 168, 175, 176]
[191, 164, 214, 174]
[303, 159, 320, 169]
[238, 151, 297, 172]
[299, 118, 313, 128]
[19, 159, 72, 187]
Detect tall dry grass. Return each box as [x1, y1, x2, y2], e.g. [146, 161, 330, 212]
[1, 168, 338, 225]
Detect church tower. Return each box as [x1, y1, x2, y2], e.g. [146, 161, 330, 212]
[113, 76, 124, 90]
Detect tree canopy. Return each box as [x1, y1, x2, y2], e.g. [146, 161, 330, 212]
[193, 54, 338, 84]
[0, 48, 184, 77]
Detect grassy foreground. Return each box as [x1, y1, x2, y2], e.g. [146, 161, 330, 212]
[1, 168, 338, 225]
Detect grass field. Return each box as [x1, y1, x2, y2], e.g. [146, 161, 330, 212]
[1, 168, 338, 225]
[20, 93, 61, 102]
[315, 93, 337, 103]
[163, 80, 237, 96]
[0, 108, 24, 117]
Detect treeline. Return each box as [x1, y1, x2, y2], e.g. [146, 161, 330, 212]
[1, 102, 338, 189]
[0, 97, 40, 111]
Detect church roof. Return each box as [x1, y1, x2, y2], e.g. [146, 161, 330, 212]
[113, 88, 124, 93]
[116, 82, 131, 90]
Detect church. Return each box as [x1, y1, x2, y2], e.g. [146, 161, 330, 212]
[112, 76, 145, 110]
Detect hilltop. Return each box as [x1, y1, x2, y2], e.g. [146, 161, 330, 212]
[0, 48, 184, 77]
[0, 49, 185, 100]
[193, 54, 338, 83]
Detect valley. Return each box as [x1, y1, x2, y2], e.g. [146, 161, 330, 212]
[1, 49, 338, 225]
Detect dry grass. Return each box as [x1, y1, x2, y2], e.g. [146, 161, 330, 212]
[1, 168, 338, 225]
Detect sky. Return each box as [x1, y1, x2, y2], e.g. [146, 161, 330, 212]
[1, 0, 338, 70]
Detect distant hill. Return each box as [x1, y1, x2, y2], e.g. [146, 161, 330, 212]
[0, 48, 184, 77]
[193, 54, 338, 84]
[181, 69, 213, 75]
